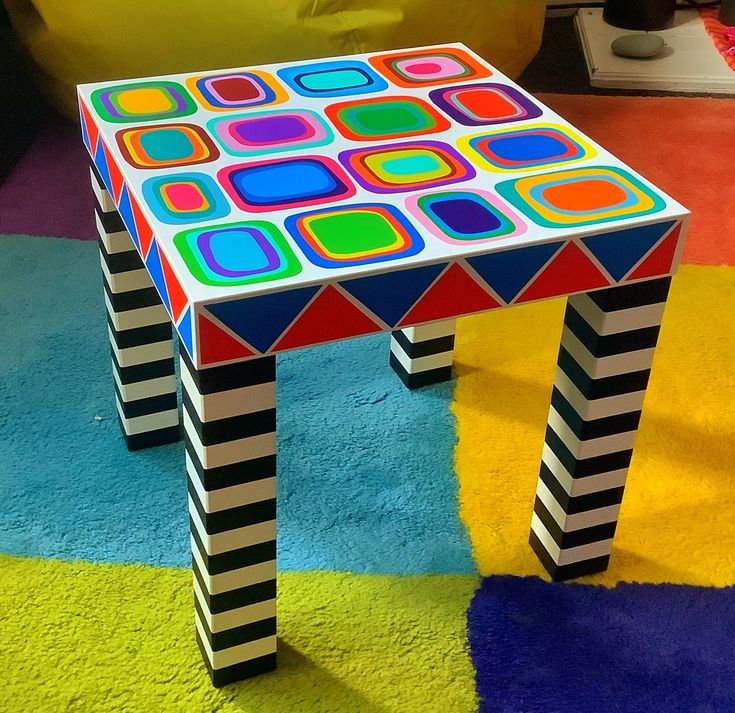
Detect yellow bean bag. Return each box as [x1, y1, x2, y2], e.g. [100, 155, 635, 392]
[4, 0, 546, 120]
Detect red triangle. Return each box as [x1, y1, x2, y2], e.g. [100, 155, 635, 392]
[516, 243, 610, 303]
[130, 193, 154, 259]
[158, 249, 188, 322]
[198, 314, 255, 365]
[102, 142, 125, 203]
[398, 263, 500, 326]
[80, 101, 99, 152]
[273, 285, 382, 351]
[628, 224, 682, 280]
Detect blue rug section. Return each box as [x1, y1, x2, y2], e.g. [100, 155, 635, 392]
[468, 576, 735, 712]
[0, 235, 474, 573]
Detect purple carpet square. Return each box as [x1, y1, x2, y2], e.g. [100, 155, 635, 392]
[468, 576, 735, 713]
[0, 115, 96, 241]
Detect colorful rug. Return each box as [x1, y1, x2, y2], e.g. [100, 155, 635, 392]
[701, 8, 735, 72]
[1, 92, 734, 712]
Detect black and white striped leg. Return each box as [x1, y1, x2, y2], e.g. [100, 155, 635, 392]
[389, 319, 456, 390]
[92, 166, 180, 451]
[181, 350, 278, 687]
[530, 277, 671, 581]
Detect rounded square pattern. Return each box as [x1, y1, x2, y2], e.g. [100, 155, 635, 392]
[185, 71, 288, 111]
[286, 204, 425, 267]
[369, 48, 491, 88]
[458, 124, 596, 172]
[218, 155, 356, 212]
[80, 45, 678, 308]
[115, 124, 220, 169]
[277, 60, 388, 98]
[325, 96, 451, 141]
[496, 166, 667, 227]
[339, 140, 475, 194]
[429, 83, 543, 126]
[173, 220, 302, 286]
[90, 81, 196, 123]
[208, 109, 333, 156]
[405, 189, 527, 245]
[141, 173, 231, 225]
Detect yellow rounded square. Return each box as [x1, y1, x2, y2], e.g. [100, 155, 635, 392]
[116, 87, 176, 114]
[365, 149, 453, 185]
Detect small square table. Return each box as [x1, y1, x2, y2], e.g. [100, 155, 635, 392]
[78, 43, 689, 687]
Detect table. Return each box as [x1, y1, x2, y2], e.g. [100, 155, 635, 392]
[78, 43, 688, 687]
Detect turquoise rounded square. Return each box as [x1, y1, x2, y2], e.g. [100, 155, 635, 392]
[174, 220, 302, 286]
[277, 60, 389, 98]
[495, 166, 667, 228]
[141, 173, 231, 225]
[139, 129, 196, 161]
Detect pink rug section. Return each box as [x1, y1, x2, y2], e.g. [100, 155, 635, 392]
[0, 115, 96, 241]
[700, 9, 735, 71]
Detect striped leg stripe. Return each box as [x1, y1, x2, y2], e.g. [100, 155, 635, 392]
[182, 353, 278, 686]
[390, 319, 456, 390]
[92, 168, 179, 450]
[90, 165, 116, 213]
[530, 278, 671, 581]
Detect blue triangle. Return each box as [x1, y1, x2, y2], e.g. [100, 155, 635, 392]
[80, 114, 91, 154]
[204, 286, 320, 353]
[145, 241, 172, 316]
[467, 242, 563, 304]
[176, 307, 194, 359]
[581, 221, 676, 281]
[339, 263, 445, 327]
[93, 140, 112, 196]
[116, 186, 140, 252]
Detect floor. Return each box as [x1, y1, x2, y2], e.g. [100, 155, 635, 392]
[576, 8, 735, 93]
[518, 12, 735, 98]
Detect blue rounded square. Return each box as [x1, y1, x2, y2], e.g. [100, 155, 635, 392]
[277, 60, 389, 98]
[225, 157, 354, 209]
[490, 134, 571, 162]
[418, 191, 516, 240]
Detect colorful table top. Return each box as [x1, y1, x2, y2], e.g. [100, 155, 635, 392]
[78, 44, 689, 367]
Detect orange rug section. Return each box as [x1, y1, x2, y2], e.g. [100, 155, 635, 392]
[700, 9, 735, 72]
[538, 93, 735, 267]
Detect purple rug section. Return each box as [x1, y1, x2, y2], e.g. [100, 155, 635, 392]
[468, 576, 735, 713]
[0, 115, 95, 241]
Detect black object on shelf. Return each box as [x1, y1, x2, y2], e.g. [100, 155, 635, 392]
[603, 0, 676, 31]
[720, 0, 735, 26]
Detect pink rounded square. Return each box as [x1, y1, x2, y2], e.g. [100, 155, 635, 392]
[395, 55, 468, 80]
[405, 189, 527, 246]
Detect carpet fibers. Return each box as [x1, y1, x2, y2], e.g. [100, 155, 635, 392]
[1, 55, 734, 713]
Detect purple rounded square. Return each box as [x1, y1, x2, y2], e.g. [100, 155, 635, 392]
[338, 140, 476, 195]
[429, 83, 543, 127]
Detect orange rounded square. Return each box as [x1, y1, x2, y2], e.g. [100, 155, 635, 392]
[541, 179, 630, 212]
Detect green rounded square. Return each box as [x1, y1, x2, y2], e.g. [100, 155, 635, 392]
[311, 211, 399, 255]
[90, 81, 197, 124]
[342, 101, 433, 137]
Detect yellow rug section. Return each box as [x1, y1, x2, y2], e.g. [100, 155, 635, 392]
[0, 554, 479, 713]
[453, 264, 735, 587]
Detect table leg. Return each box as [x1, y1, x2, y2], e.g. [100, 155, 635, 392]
[390, 319, 456, 390]
[92, 166, 180, 451]
[181, 350, 278, 687]
[530, 277, 671, 581]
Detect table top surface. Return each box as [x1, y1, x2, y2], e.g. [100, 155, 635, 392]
[78, 43, 688, 312]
